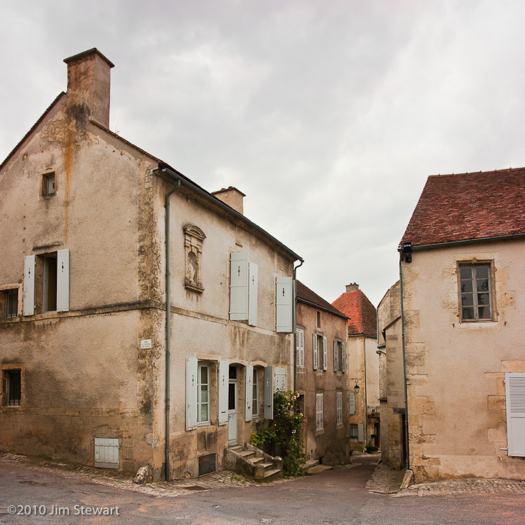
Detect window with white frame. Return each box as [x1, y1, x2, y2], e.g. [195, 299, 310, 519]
[459, 263, 493, 322]
[312, 333, 327, 370]
[350, 424, 358, 440]
[336, 391, 343, 426]
[296, 327, 305, 368]
[252, 368, 259, 417]
[316, 392, 324, 431]
[333, 339, 345, 372]
[198, 364, 210, 424]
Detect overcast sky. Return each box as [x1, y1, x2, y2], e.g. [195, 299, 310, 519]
[2, 0, 525, 307]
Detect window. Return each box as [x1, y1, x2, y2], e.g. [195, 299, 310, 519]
[505, 373, 525, 457]
[42, 254, 58, 312]
[3, 369, 21, 406]
[276, 276, 293, 332]
[459, 264, 493, 321]
[198, 364, 210, 424]
[316, 311, 321, 329]
[336, 391, 343, 426]
[42, 172, 56, 196]
[316, 392, 324, 431]
[313, 334, 327, 370]
[350, 425, 358, 440]
[296, 327, 305, 368]
[350, 423, 364, 442]
[252, 369, 258, 416]
[229, 252, 259, 326]
[1, 288, 18, 319]
[333, 339, 345, 372]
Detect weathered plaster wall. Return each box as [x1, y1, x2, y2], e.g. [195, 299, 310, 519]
[296, 302, 350, 465]
[401, 239, 525, 481]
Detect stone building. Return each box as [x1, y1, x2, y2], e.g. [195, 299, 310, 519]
[377, 281, 405, 469]
[0, 49, 302, 480]
[332, 284, 379, 451]
[399, 168, 525, 481]
[295, 281, 351, 464]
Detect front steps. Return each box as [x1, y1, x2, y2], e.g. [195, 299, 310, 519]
[224, 443, 283, 481]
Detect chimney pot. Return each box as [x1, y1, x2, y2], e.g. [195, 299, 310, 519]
[211, 186, 246, 215]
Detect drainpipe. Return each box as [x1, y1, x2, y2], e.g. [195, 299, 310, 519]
[364, 338, 368, 448]
[398, 248, 410, 470]
[292, 260, 304, 392]
[164, 177, 181, 482]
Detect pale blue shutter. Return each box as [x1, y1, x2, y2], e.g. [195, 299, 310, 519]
[275, 366, 286, 391]
[23, 255, 35, 316]
[506, 373, 525, 457]
[245, 364, 253, 422]
[264, 366, 274, 419]
[230, 253, 249, 320]
[312, 334, 318, 370]
[358, 423, 364, 442]
[341, 342, 346, 372]
[57, 249, 69, 312]
[349, 392, 356, 415]
[276, 277, 293, 332]
[333, 340, 339, 372]
[219, 360, 229, 425]
[186, 358, 198, 430]
[323, 336, 328, 371]
[248, 262, 258, 326]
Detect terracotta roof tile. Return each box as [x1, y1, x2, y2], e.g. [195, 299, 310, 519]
[400, 168, 525, 247]
[332, 289, 377, 337]
[296, 281, 348, 319]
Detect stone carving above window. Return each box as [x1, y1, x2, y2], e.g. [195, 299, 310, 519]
[183, 225, 206, 293]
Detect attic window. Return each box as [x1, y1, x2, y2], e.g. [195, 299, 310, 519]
[42, 172, 56, 197]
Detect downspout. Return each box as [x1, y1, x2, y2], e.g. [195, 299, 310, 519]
[364, 338, 368, 448]
[292, 260, 304, 392]
[398, 249, 410, 470]
[164, 178, 181, 482]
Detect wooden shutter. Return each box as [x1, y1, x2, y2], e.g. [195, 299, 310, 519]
[218, 360, 229, 425]
[300, 329, 305, 367]
[23, 255, 35, 316]
[230, 252, 249, 320]
[186, 358, 198, 431]
[333, 340, 339, 372]
[358, 423, 364, 442]
[57, 249, 70, 312]
[245, 364, 253, 422]
[323, 336, 328, 371]
[349, 392, 356, 415]
[248, 263, 258, 326]
[316, 393, 323, 431]
[506, 373, 525, 457]
[341, 342, 346, 373]
[336, 392, 343, 425]
[275, 366, 286, 392]
[276, 276, 293, 332]
[296, 328, 304, 368]
[264, 366, 274, 419]
[312, 334, 318, 370]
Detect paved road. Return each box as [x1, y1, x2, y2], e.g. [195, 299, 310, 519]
[1, 455, 524, 524]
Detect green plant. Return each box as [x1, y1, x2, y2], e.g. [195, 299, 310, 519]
[366, 445, 378, 453]
[250, 390, 305, 477]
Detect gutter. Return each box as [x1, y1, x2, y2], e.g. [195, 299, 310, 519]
[163, 174, 181, 482]
[292, 259, 304, 392]
[398, 232, 525, 252]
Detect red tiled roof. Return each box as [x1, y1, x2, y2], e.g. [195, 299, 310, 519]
[332, 289, 377, 337]
[400, 168, 525, 248]
[296, 281, 348, 320]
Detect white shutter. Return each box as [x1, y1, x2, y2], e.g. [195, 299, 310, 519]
[248, 262, 258, 326]
[336, 392, 343, 425]
[316, 393, 323, 431]
[276, 276, 293, 332]
[506, 373, 525, 457]
[264, 366, 274, 419]
[349, 392, 356, 415]
[358, 423, 364, 442]
[218, 360, 229, 425]
[186, 358, 198, 431]
[57, 249, 70, 312]
[300, 329, 305, 367]
[312, 334, 318, 370]
[323, 336, 328, 371]
[341, 342, 346, 373]
[333, 340, 339, 372]
[296, 328, 305, 368]
[245, 364, 253, 422]
[230, 252, 249, 320]
[23, 255, 35, 316]
[275, 366, 286, 392]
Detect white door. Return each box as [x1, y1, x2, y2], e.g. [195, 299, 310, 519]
[228, 378, 238, 445]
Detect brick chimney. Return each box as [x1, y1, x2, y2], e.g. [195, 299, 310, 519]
[211, 187, 245, 215]
[63, 48, 114, 128]
[346, 283, 359, 293]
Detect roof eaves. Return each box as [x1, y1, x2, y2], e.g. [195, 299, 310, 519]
[297, 297, 348, 320]
[399, 232, 525, 252]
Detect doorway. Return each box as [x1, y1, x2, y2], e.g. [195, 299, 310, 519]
[228, 366, 238, 445]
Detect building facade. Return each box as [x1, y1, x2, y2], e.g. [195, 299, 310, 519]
[399, 168, 525, 482]
[0, 49, 301, 480]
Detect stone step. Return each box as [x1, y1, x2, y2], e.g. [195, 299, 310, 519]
[250, 457, 264, 464]
[260, 462, 273, 469]
[263, 469, 282, 481]
[237, 450, 256, 458]
[303, 459, 319, 470]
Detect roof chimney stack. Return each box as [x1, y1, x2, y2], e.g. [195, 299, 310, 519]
[346, 283, 359, 293]
[211, 187, 246, 215]
[63, 48, 114, 128]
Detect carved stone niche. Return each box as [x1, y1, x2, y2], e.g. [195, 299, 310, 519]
[183, 225, 206, 293]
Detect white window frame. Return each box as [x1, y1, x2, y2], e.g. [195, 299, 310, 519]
[336, 391, 343, 426]
[197, 363, 210, 425]
[296, 327, 305, 369]
[315, 392, 324, 432]
[252, 368, 259, 418]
